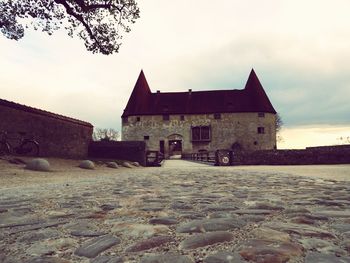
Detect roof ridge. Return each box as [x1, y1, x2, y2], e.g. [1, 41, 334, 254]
[0, 98, 93, 127]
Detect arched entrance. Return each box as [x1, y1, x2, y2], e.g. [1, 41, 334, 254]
[167, 134, 183, 157]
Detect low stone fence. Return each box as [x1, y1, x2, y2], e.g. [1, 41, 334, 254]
[233, 145, 350, 165]
[88, 141, 146, 166]
[182, 145, 350, 166]
[182, 150, 234, 166]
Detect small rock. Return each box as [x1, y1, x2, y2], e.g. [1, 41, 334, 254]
[75, 235, 120, 258]
[202, 205, 238, 212]
[171, 202, 193, 210]
[17, 229, 60, 243]
[106, 162, 119, 169]
[343, 239, 350, 252]
[122, 162, 133, 168]
[239, 239, 303, 263]
[90, 255, 123, 263]
[100, 204, 120, 211]
[290, 216, 316, 225]
[132, 162, 141, 167]
[112, 223, 169, 238]
[71, 230, 107, 237]
[0, 208, 8, 213]
[180, 231, 234, 249]
[149, 217, 178, 225]
[331, 224, 350, 234]
[263, 222, 336, 239]
[249, 202, 284, 210]
[125, 236, 173, 252]
[313, 210, 350, 218]
[285, 208, 311, 214]
[79, 160, 95, 170]
[204, 252, 245, 263]
[300, 238, 342, 254]
[305, 252, 350, 263]
[27, 238, 76, 256]
[177, 218, 245, 233]
[26, 257, 71, 263]
[252, 227, 291, 242]
[234, 209, 274, 215]
[25, 158, 50, 172]
[140, 254, 193, 263]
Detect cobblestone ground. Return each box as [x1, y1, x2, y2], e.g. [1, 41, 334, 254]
[1, 160, 350, 263]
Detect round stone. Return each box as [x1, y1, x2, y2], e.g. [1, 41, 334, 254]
[79, 160, 95, 170]
[106, 162, 119, 168]
[25, 158, 50, 172]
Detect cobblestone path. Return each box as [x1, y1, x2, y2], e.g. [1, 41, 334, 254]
[1, 160, 350, 262]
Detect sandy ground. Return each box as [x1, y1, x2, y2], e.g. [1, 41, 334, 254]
[1, 158, 349, 190]
[0, 157, 138, 189]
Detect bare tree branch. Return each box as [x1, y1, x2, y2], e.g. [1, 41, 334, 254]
[0, 0, 140, 55]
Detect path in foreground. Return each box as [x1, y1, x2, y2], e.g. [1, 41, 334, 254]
[0, 160, 350, 263]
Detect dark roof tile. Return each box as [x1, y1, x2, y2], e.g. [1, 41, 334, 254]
[122, 69, 276, 117]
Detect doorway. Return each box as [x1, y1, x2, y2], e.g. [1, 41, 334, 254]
[159, 140, 165, 154]
[168, 140, 182, 157]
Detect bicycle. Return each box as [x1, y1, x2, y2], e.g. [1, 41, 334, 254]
[0, 131, 39, 157]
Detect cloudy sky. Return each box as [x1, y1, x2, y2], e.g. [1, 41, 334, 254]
[1, 0, 350, 148]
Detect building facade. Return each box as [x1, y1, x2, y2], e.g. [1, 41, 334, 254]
[122, 69, 277, 158]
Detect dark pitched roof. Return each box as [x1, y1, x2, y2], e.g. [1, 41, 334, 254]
[122, 69, 276, 117]
[0, 98, 93, 127]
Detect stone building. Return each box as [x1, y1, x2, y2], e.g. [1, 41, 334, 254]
[122, 69, 277, 158]
[0, 98, 93, 158]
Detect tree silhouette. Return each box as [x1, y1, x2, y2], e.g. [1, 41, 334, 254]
[93, 128, 119, 141]
[0, 0, 139, 55]
[276, 113, 283, 143]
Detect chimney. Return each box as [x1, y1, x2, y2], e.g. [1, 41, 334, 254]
[188, 89, 192, 94]
[156, 90, 160, 94]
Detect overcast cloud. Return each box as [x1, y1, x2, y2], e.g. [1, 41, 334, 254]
[0, 0, 349, 148]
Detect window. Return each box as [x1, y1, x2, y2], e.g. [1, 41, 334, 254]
[258, 112, 265, 117]
[163, 114, 170, 121]
[192, 126, 211, 142]
[144, 135, 150, 140]
[257, 127, 265, 134]
[136, 116, 141, 122]
[214, 113, 221, 119]
[180, 115, 185, 121]
[122, 117, 128, 124]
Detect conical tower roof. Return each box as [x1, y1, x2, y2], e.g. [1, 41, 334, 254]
[122, 70, 151, 117]
[244, 69, 276, 113]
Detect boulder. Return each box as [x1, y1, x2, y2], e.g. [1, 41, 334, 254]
[79, 160, 95, 170]
[132, 162, 141, 167]
[106, 162, 119, 169]
[122, 162, 133, 168]
[25, 158, 50, 172]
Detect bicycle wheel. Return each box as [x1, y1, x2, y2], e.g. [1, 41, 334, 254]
[18, 141, 39, 156]
[0, 142, 10, 156]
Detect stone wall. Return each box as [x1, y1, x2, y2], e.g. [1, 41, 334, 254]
[122, 112, 276, 158]
[0, 103, 93, 158]
[88, 141, 146, 166]
[233, 145, 350, 165]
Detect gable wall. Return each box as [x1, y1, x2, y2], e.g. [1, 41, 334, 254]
[122, 112, 276, 157]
